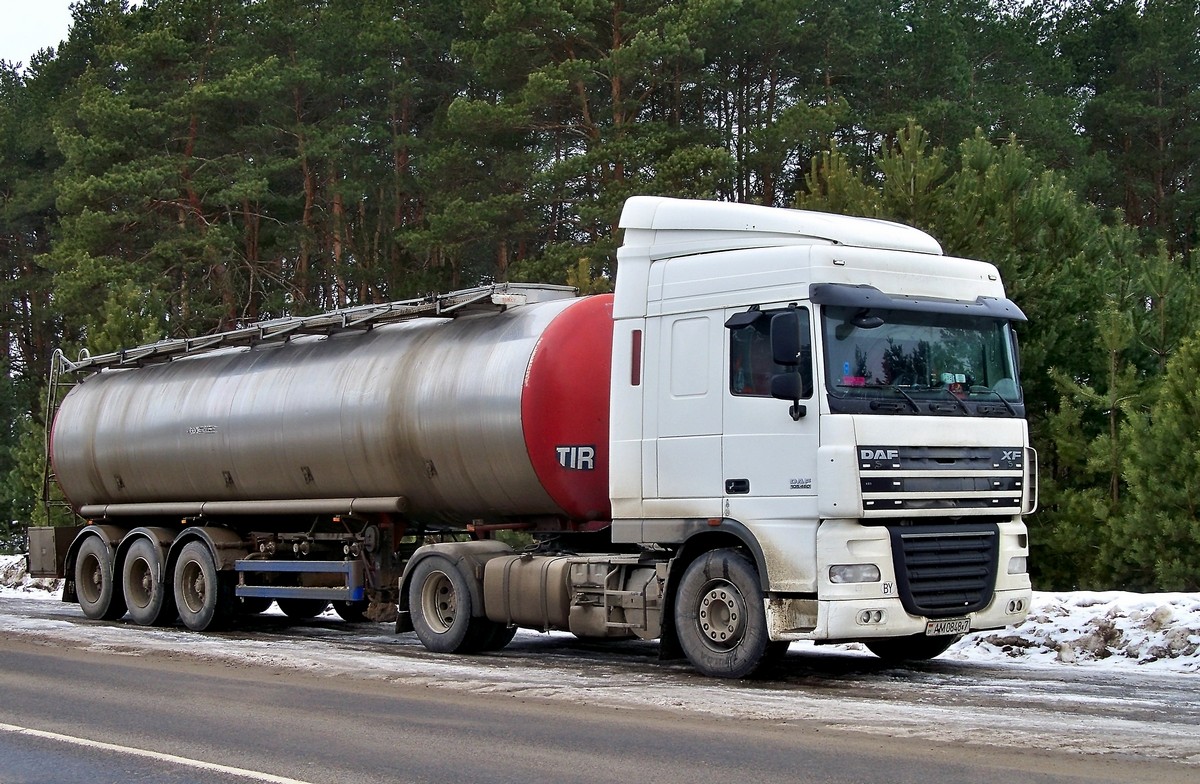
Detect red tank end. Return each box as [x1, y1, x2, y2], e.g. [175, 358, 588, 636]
[521, 295, 614, 522]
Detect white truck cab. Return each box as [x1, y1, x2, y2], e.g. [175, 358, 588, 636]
[609, 196, 1033, 668]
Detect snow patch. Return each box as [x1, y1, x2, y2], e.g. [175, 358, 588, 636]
[0, 553, 63, 597]
[3, 553, 1199, 672]
[948, 591, 1200, 672]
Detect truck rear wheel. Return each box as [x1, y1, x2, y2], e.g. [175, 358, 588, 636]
[480, 623, 517, 651]
[332, 600, 370, 622]
[122, 538, 175, 626]
[865, 633, 961, 663]
[278, 598, 330, 619]
[75, 535, 126, 621]
[238, 597, 273, 615]
[173, 541, 235, 631]
[408, 555, 489, 653]
[673, 549, 770, 678]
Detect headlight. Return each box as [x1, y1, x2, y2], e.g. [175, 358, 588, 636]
[829, 563, 882, 583]
[1007, 556, 1028, 575]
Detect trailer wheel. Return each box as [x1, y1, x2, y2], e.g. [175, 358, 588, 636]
[673, 549, 770, 678]
[408, 555, 488, 653]
[278, 598, 330, 619]
[332, 600, 370, 623]
[122, 538, 175, 626]
[75, 536, 126, 621]
[865, 633, 961, 663]
[173, 541, 235, 631]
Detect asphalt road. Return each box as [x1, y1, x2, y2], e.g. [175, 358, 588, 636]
[1, 595, 1197, 784]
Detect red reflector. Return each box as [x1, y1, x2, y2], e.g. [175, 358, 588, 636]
[630, 329, 642, 386]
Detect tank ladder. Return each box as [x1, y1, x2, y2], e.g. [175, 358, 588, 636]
[41, 349, 79, 525]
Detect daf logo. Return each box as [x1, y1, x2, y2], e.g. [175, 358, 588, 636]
[860, 448, 899, 461]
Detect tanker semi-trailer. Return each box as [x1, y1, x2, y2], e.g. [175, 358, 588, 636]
[30, 196, 1035, 678]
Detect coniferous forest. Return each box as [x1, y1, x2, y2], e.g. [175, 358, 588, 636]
[1, 0, 1198, 591]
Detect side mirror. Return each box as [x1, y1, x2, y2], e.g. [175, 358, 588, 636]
[770, 311, 800, 366]
[770, 310, 808, 421]
[770, 372, 807, 420]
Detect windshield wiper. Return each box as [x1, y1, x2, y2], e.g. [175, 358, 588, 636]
[929, 386, 969, 414]
[861, 383, 921, 412]
[970, 385, 1017, 415]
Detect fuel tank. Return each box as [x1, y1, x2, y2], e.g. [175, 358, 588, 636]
[50, 295, 614, 526]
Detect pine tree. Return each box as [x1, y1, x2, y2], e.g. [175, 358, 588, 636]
[1116, 332, 1200, 590]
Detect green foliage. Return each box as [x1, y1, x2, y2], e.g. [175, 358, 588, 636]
[0, 366, 32, 552]
[1057, 0, 1200, 262]
[1115, 332, 1200, 590]
[0, 0, 1196, 588]
[565, 258, 613, 295]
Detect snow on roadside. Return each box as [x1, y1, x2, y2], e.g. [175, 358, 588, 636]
[2, 553, 1197, 673]
[0, 553, 63, 597]
[948, 591, 1200, 672]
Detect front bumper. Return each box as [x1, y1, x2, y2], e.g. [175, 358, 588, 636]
[765, 586, 1032, 642]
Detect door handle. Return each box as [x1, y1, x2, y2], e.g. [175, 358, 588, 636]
[725, 478, 750, 494]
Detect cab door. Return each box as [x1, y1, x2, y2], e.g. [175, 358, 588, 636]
[721, 305, 821, 529]
[646, 311, 724, 517]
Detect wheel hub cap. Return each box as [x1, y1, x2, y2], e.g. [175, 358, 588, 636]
[698, 583, 745, 649]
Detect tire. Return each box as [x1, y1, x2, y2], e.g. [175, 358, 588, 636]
[763, 640, 791, 665]
[278, 598, 330, 619]
[673, 549, 771, 679]
[408, 555, 490, 653]
[479, 623, 518, 652]
[237, 596, 274, 615]
[865, 633, 961, 663]
[173, 541, 235, 631]
[74, 535, 126, 621]
[332, 599, 370, 623]
[122, 537, 175, 626]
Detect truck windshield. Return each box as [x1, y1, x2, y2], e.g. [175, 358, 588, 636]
[821, 305, 1022, 416]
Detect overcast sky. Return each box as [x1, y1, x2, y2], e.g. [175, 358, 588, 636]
[0, 0, 76, 69]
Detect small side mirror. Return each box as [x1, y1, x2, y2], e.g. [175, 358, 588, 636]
[771, 372, 807, 420]
[770, 372, 801, 400]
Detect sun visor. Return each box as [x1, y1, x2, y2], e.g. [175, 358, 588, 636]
[809, 283, 1027, 321]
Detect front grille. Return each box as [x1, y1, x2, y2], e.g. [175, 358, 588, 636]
[888, 523, 999, 618]
[858, 446, 1024, 516]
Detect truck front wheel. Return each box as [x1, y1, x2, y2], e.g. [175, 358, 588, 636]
[75, 535, 126, 621]
[865, 633, 961, 663]
[674, 549, 771, 678]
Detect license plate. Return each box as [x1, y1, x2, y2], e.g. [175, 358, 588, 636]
[925, 617, 971, 636]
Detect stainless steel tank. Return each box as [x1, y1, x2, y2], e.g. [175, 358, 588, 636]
[50, 295, 615, 525]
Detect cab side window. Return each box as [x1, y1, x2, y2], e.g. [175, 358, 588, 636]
[729, 307, 812, 398]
